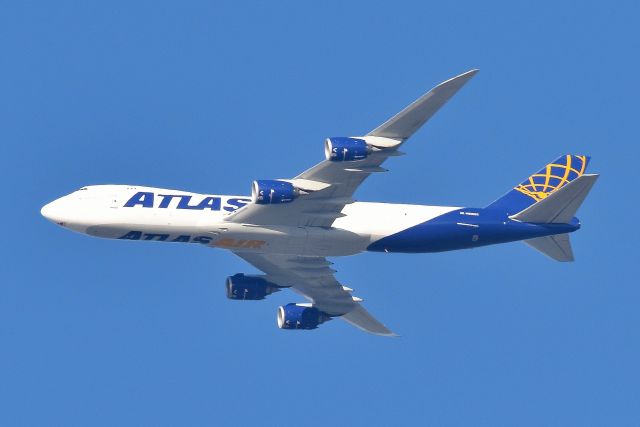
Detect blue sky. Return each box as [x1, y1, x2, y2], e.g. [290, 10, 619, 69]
[1, 1, 639, 425]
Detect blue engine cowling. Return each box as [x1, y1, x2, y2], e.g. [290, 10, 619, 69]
[226, 274, 281, 300]
[324, 137, 370, 162]
[277, 303, 331, 330]
[252, 180, 298, 204]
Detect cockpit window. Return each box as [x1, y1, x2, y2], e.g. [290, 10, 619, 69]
[79, 187, 88, 190]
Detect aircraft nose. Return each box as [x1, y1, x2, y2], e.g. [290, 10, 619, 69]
[41, 199, 67, 226]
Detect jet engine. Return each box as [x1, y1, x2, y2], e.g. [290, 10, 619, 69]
[276, 303, 332, 330]
[324, 137, 371, 162]
[226, 274, 282, 300]
[252, 180, 299, 204]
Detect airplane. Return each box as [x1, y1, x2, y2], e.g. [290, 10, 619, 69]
[41, 69, 598, 336]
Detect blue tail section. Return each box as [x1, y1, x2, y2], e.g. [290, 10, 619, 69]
[486, 154, 590, 215]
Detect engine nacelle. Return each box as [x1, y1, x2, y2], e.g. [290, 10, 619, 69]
[324, 137, 370, 162]
[277, 303, 331, 330]
[226, 274, 281, 300]
[252, 180, 298, 205]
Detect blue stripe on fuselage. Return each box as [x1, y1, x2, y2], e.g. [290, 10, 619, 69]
[366, 208, 580, 253]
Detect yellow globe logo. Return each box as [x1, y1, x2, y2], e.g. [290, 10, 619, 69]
[514, 155, 588, 202]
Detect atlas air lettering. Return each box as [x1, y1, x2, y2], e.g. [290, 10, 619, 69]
[123, 192, 251, 212]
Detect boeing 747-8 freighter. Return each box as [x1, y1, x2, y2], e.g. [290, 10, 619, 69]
[42, 70, 598, 335]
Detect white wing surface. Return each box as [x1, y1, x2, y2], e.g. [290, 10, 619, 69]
[226, 69, 478, 228]
[368, 69, 479, 140]
[234, 252, 396, 336]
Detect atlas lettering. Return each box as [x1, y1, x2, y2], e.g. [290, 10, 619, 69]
[118, 231, 213, 244]
[123, 192, 250, 212]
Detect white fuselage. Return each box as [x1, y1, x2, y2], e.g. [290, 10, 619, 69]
[41, 185, 459, 257]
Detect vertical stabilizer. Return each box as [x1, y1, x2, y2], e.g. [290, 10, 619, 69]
[487, 155, 590, 215]
[510, 174, 599, 224]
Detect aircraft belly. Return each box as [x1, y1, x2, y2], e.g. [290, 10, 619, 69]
[213, 225, 367, 256]
[78, 204, 366, 256]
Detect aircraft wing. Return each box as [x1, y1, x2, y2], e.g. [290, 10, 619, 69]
[226, 69, 478, 227]
[233, 251, 396, 336]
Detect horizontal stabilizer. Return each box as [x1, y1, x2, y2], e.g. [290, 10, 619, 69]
[524, 233, 574, 262]
[510, 174, 599, 224]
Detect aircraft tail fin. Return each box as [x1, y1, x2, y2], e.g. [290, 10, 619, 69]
[510, 173, 599, 224]
[486, 155, 591, 215]
[524, 233, 574, 262]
